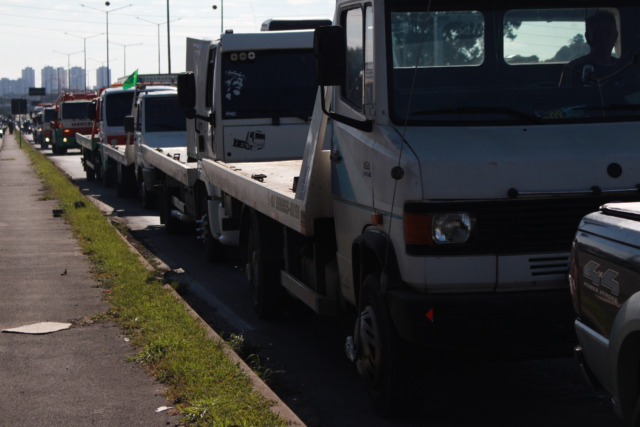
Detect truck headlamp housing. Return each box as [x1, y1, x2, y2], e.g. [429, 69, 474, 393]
[45, 137, 50, 142]
[432, 213, 474, 244]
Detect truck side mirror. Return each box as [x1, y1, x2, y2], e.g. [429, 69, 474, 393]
[314, 25, 346, 87]
[314, 25, 372, 132]
[87, 101, 96, 121]
[177, 72, 196, 112]
[124, 115, 135, 133]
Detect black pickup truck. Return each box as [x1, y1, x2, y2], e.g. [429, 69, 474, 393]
[571, 202, 640, 425]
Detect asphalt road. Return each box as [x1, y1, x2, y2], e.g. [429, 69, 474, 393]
[32, 137, 625, 427]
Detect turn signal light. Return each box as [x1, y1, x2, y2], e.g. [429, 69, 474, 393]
[404, 213, 432, 245]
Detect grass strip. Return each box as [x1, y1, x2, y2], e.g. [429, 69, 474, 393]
[16, 132, 285, 427]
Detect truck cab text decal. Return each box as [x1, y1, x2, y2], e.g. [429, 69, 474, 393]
[583, 260, 620, 304]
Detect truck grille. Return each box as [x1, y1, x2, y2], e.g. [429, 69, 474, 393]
[405, 194, 640, 255]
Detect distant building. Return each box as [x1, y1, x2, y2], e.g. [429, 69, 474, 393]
[96, 66, 111, 89]
[21, 67, 36, 89]
[69, 66, 85, 91]
[56, 67, 67, 91]
[42, 66, 58, 94]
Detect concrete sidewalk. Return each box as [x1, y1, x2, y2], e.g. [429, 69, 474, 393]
[0, 133, 176, 426]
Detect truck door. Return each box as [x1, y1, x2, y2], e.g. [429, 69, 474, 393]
[332, 4, 376, 301]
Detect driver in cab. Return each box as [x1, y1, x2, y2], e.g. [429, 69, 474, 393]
[559, 11, 622, 87]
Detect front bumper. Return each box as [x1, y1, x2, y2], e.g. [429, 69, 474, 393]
[387, 288, 576, 357]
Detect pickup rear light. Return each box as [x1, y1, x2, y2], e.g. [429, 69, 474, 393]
[404, 213, 432, 245]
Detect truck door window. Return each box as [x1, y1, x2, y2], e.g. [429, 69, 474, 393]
[364, 6, 374, 112]
[205, 48, 216, 108]
[343, 7, 364, 110]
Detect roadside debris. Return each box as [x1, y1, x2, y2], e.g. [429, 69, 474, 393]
[2, 322, 72, 334]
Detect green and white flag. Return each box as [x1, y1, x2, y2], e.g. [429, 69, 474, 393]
[122, 69, 138, 90]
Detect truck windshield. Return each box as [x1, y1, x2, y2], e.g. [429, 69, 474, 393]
[144, 96, 187, 132]
[43, 109, 56, 122]
[105, 91, 134, 127]
[62, 102, 90, 120]
[388, 0, 640, 126]
[221, 49, 316, 120]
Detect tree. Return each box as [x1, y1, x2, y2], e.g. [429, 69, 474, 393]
[546, 34, 589, 63]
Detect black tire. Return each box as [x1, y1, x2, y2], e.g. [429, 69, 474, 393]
[51, 143, 58, 155]
[103, 160, 116, 188]
[140, 180, 156, 210]
[86, 166, 95, 182]
[199, 195, 225, 263]
[632, 395, 640, 427]
[116, 165, 128, 198]
[160, 185, 181, 235]
[245, 210, 285, 318]
[357, 274, 424, 417]
[58, 147, 67, 155]
[95, 155, 102, 181]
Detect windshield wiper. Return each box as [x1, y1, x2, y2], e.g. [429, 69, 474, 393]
[409, 106, 544, 124]
[574, 104, 640, 112]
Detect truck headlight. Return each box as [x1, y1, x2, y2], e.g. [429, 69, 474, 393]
[45, 137, 50, 142]
[63, 138, 67, 142]
[432, 213, 474, 244]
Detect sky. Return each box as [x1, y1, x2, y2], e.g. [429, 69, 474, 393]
[0, 0, 335, 87]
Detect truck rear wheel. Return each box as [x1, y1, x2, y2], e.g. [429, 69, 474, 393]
[140, 180, 156, 210]
[85, 166, 95, 182]
[160, 185, 181, 235]
[246, 210, 284, 318]
[358, 274, 424, 417]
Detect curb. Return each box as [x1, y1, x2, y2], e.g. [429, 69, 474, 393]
[16, 131, 305, 426]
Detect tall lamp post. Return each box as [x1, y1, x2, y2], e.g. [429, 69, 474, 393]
[53, 50, 83, 91]
[80, 2, 133, 86]
[111, 42, 143, 76]
[64, 32, 103, 92]
[136, 17, 181, 74]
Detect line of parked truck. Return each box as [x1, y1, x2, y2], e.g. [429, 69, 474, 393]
[30, 1, 640, 422]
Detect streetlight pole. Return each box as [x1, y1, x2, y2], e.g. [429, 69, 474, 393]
[80, 3, 133, 86]
[53, 50, 83, 91]
[167, 0, 171, 73]
[64, 32, 103, 92]
[136, 17, 181, 74]
[111, 42, 143, 76]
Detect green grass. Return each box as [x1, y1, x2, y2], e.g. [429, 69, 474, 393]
[16, 132, 285, 427]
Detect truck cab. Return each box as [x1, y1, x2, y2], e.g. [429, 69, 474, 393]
[51, 93, 96, 155]
[242, 0, 640, 415]
[39, 107, 57, 150]
[130, 88, 187, 207]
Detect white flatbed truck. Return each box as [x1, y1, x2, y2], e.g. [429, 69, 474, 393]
[176, 0, 640, 416]
[145, 31, 319, 256]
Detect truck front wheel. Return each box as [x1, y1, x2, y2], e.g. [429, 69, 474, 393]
[246, 211, 284, 318]
[358, 274, 423, 417]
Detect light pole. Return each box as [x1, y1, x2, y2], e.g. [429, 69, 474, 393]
[166, 0, 171, 73]
[212, 3, 223, 34]
[80, 2, 133, 86]
[64, 32, 103, 92]
[136, 17, 181, 73]
[53, 50, 83, 91]
[111, 42, 143, 76]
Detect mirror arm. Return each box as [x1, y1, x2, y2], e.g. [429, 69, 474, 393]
[320, 86, 372, 133]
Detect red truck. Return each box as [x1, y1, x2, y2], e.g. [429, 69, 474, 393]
[50, 92, 96, 155]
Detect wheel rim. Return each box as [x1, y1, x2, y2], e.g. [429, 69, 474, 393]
[359, 303, 383, 390]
